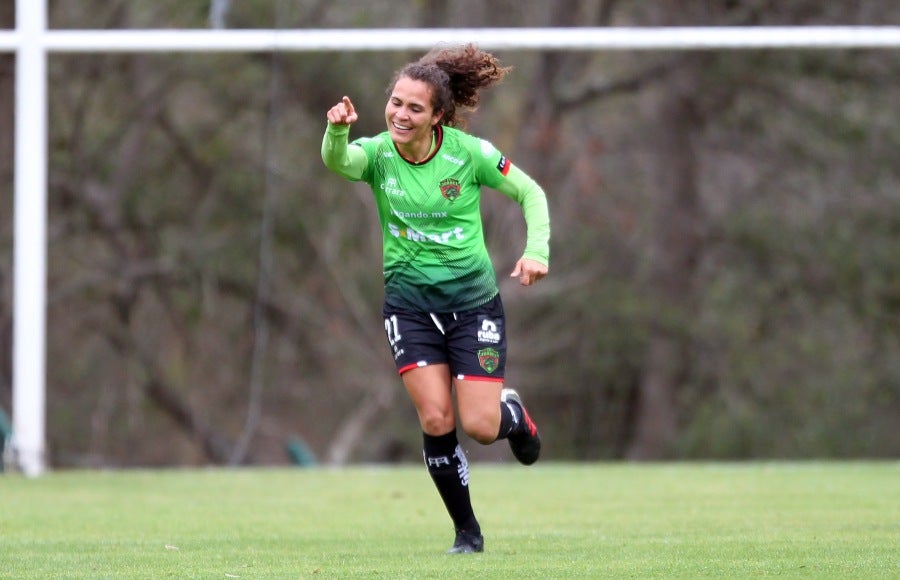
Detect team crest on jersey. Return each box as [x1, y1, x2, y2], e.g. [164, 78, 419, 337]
[440, 178, 461, 202]
[477, 347, 500, 374]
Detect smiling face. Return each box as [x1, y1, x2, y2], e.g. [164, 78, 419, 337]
[385, 76, 443, 161]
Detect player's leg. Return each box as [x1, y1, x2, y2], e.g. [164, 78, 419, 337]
[453, 378, 503, 444]
[402, 365, 482, 553]
[449, 294, 541, 464]
[500, 387, 541, 465]
[384, 305, 482, 551]
[402, 363, 455, 436]
[454, 378, 541, 465]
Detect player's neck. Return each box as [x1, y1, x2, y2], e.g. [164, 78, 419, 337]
[398, 130, 436, 163]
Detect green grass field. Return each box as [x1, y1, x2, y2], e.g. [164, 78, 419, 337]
[2, 462, 898, 578]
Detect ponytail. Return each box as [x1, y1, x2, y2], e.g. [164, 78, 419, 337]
[389, 44, 511, 128]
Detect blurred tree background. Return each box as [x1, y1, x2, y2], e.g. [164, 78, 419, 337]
[1, 0, 898, 467]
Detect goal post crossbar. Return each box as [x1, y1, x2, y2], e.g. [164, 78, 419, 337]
[3, 26, 900, 53]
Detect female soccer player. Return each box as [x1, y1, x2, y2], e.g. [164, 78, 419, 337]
[321, 44, 550, 554]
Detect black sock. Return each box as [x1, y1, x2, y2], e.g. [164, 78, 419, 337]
[496, 398, 522, 440]
[423, 430, 479, 533]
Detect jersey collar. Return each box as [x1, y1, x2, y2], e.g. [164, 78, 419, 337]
[396, 124, 443, 166]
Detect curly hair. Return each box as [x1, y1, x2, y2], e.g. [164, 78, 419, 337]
[388, 44, 511, 128]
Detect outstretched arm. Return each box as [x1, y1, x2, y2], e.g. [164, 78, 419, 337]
[321, 96, 367, 180]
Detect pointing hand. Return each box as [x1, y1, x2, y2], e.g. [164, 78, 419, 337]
[326, 95, 358, 125]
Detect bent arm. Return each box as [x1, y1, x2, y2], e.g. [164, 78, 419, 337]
[495, 165, 551, 266]
[321, 122, 367, 180]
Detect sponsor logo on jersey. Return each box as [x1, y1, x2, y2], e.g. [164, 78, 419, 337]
[480, 139, 496, 157]
[496, 156, 511, 176]
[440, 178, 461, 201]
[388, 223, 465, 244]
[477, 347, 500, 374]
[391, 209, 448, 220]
[442, 153, 465, 166]
[381, 177, 404, 196]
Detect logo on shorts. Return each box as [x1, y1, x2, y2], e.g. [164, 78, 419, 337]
[440, 178, 461, 201]
[477, 347, 500, 374]
[477, 318, 501, 344]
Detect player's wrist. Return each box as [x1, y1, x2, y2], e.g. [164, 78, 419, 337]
[326, 122, 352, 134]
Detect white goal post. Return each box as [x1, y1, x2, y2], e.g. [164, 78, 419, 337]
[5, 0, 900, 476]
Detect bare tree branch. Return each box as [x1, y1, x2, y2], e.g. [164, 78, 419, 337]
[555, 55, 689, 112]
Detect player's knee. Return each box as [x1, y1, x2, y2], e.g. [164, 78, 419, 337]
[419, 409, 455, 436]
[460, 415, 498, 445]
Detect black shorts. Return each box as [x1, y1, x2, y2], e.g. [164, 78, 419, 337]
[382, 295, 507, 381]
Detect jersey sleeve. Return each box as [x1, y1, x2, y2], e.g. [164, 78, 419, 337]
[495, 165, 551, 266]
[321, 122, 368, 181]
[470, 138, 551, 267]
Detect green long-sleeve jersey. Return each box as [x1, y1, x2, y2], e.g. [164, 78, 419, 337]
[322, 122, 550, 312]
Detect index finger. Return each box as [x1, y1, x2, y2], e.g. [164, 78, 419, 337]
[342, 96, 355, 115]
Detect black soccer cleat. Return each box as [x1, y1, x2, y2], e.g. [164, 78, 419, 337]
[446, 529, 484, 554]
[501, 388, 541, 466]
